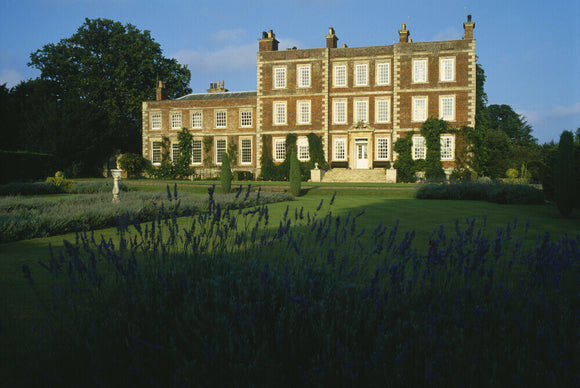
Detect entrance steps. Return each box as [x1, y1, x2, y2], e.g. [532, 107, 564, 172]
[321, 168, 386, 183]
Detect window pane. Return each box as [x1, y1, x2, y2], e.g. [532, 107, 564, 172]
[152, 142, 162, 164]
[172, 143, 180, 161]
[151, 113, 161, 129]
[274, 67, 286, 88]
[192, 112, 202, 128]
[241, 111, 252, 127]
[413, 136, 426, 159]
[376, 100, 389, 122]
[440, 97, 454, 121]
[377, 138, 389, 159]
[377, 63, 390, 85]
[171, 113, 181, 129]
[216, 111, 227, 127]
[334, 65, 346, 87]
[334, 101, 346, 124]
[413, 98, 427, 122]
[334, 138, 346, 160]
[355, 64, 367, 86]
[440, 58, 454, 81]
[355, 101, 367, 122]
[414, 60, 427, 83]
[241, 138, 252, 164]
[216, 139, 227, 164]
[298, 137, 309, 161]
[274, 103, 286, 125]
[441, 136, 454, 160]
[298, 101, 310, 124]
[298, 66, 310, 87]
[274, 139, 285, 161]
[192, 139, 202, 164]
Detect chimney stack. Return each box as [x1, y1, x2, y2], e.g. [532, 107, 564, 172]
[326, 27, 338, 49]
[463, 14, 475, 39]
[258, 29, 279, 51]
[398, 23, 410, 43]
[207, 81, 228, 93]
[156, 80, 167, 101]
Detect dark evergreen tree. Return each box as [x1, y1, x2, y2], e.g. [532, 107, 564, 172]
[555, 130, 575, 216]
[220, 152, 232, 193]
[289, 151, 301, 197]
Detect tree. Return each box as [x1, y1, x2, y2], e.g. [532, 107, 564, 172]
[220, 153, 232, 193]
[486, 104, 536, 147]
[289, 151, 301, 196]
[555, 131, 575, 216]
[28, 18, 191, 155]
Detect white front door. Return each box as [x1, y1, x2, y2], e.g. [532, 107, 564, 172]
[355, 141, 368, 169]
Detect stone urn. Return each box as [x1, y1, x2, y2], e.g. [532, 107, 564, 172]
[111, 169, 122, 203]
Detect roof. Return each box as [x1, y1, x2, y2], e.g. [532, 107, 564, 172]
[177, 91, 257, 101]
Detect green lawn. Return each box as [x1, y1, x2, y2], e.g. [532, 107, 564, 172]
[1, 183, 579, 382]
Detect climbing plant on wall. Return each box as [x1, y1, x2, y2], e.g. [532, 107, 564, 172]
[421, 118, 448, 180]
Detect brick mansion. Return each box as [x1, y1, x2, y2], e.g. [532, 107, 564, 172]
[142, 16, 476, 182]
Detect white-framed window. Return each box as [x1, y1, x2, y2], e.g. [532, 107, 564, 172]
[191, 111, 202, 128]
[172, 143, 180, 162]
[215, 110, 227, 128]
[440, 57, 455, 82]
[439, 95, 455, 121]
[151, 141, 162, 164]
[297, 100, 311, 124]
[297, 137, 310, 161]
[355, 100, 368, 123]
[376, 137, 389, 160]
[192, 139, 202, 164]
[413, 136, 426, 160]
[440, 135, 454, 160]
[151, 112, 161, 130]
[297, 65, 311, 88]
[240, 138, 252, 164]
[334, 138, 346, 160]
[215, 139, 227, 164]
[376, 62, 390, 85]
[240, 110, 252, 127]
[376, 98, 390, 123]
[413, 59, 427, 83]
[412, 97, 428, 122]
[274, 67, 286, 89]
[274, 102, 287, 125]
[334, 64, 347, 87]
[355, 63, 368, 86]
[171, 112, 182, 129]
[333, 100, 347, 124]
[274, 138, 286, 161]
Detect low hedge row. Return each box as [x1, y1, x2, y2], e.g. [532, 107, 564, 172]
[0, 181, 129, 196]
[416, 182, 545, 205]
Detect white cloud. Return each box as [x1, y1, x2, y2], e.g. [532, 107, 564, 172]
[432, 27, 462, 41]
[0, 69, 24, 88]
[209, 29, 247, 43]
[173, 43, 256, 72]
[549, 102, 580, 118]
[172, 37, 303, 73]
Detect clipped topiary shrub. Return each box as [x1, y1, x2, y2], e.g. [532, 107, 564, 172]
[46, 171, 74, 192]
[289, 151, 301, 197]
[117, 153, 151, 178]
[555, 131, 575, 216]
[220, 152, 232, 193]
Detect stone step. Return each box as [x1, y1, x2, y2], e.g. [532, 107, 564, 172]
[321, 168, 387, 183]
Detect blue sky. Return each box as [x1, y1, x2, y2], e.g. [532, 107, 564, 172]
[1, 0, 578, 143]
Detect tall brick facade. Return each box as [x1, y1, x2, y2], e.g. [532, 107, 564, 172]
[142, 16, 476, 180]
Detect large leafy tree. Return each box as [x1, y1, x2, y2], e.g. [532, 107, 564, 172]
[28, 18, 191, 155]
[486, 104, 536, 147]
